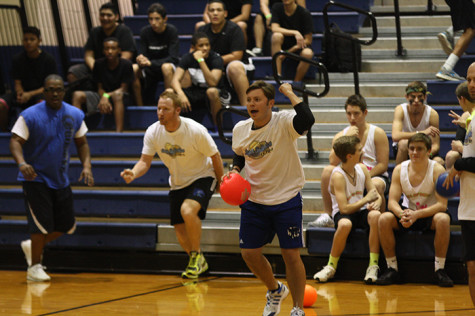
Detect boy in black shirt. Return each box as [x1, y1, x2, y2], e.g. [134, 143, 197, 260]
[198, 0, 253, 106]
[67, 2, 136, 86]
[0, 26, 57, 131]
[271, 0, 314, 85]
[169, 32, 223, 126]
[134, 3, 179, 105]
[72, 38, 134, 132]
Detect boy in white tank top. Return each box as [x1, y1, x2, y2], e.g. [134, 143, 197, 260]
[313, 135, 382, 284]
[377, 133, 453, 287]
[391, 81, 443, 165]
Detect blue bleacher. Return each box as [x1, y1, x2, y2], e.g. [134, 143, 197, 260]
[0, 220, 157, 251]
[0, 187, 170, 218]
[307, 228, 463, 260]
[124, 12, 360, 37]
[135, 0, 373, 15]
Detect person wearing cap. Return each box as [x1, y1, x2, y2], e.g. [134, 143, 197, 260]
[391, 81, 444, 165]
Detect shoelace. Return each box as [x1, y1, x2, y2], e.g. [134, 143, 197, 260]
[266, 289, 283, 307]
[188, 254, 199, 269]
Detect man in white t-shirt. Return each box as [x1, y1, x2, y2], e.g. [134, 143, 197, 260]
[224, 81, 314, 316]
[120, 90, 224, 279]
[444, 62, 475, 305]
[377, 133, 453, 287]
[392, 81, 443, 165]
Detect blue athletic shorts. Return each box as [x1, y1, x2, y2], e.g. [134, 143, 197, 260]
[239, 193, 304, 249]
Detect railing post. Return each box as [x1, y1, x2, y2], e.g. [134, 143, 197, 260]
[394, 0, 406, 57]
[49, 0, 69, 78]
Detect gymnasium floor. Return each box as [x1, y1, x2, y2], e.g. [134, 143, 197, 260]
[1, 270, 474, 315]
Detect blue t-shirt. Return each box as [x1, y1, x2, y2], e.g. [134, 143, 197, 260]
[18, 101, 85, 189]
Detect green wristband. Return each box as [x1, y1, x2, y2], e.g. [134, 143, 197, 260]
[103, 92, 110, 99]
[265, 14, 272, 19]
[197, 58, 204, 63]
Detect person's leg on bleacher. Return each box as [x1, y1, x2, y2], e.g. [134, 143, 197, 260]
[226, 62, 249, 106]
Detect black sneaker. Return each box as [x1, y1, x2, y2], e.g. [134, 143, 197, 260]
[435, 269, 453, 287]
[375, 268, 400, 285]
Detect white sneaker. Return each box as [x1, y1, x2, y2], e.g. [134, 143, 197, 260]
[27, 264, 51, 282]
[263, 281, 289, 316]
[364, 265, 379, 284]
[21, 239, 32, 267]
[307, 213, 334, 228]
[290, 307, 305, 316]
[313, 265, 336, 283]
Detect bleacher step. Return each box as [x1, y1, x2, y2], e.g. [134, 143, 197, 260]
[375, 15, 451, 27]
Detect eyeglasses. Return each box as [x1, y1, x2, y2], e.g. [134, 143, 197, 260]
[44, 87, 65, 93]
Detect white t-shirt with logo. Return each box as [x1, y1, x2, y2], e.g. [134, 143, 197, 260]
[458, 110, 475, 220]
[142, 117, 218, 190]
[232, 111, 305, 205]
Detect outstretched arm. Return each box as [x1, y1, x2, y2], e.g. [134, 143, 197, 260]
[120, 154, 154, 184]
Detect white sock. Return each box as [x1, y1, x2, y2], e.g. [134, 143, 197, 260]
[442, 53, 459, 71]
[435, 257, 446, 271]
[446, 26, 453, 35]
[386, 256, 398, 271]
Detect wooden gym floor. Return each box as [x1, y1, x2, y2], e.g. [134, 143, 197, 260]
[1, 270, 474, 316]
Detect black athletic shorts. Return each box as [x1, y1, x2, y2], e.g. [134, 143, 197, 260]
[168, 177, 216, 225]
[446, 0, 475, 31]
[183, 86, 211, 111]
[461, 220, 475, 261]
[22, 181, 76, 234]
[334, 209, 370, 232]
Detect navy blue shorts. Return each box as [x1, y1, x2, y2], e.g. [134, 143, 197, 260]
[239, 193, 304, 249]
[22, 181, 76, 234]
[461, 220, 475, 261]
[169, 177, 216, 225]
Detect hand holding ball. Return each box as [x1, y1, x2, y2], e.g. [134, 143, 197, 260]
[436, 172, 460, 198]
[220, 173, 251, 205]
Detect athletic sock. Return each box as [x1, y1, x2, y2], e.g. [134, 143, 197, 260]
[442, 53, 459, 71]
[369, 253, 379, 266]
[328, 255, 340, 269]
[386, 256, 398, 271]
[435, 257, 446, 271]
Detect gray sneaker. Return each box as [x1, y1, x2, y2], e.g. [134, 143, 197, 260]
[290, 307, 305, 316]
[307, 213, 334, 228]
[219, 89, 231, 106]
[437, 31, 454, 55]
[436, 68, 465, 81]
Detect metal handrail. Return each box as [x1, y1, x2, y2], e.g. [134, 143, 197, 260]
[216, 105, 249, 145]
[272, 50, 330, 159]
[323, 0, 378, 95]
[394, 0, 406, 57]
[271, 50, 330, 98]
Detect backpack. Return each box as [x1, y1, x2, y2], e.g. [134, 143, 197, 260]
[323, 22, 361, 72]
